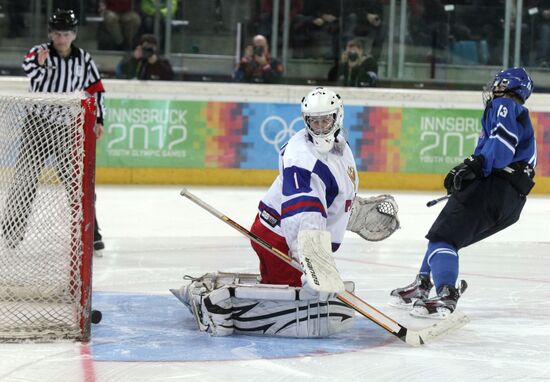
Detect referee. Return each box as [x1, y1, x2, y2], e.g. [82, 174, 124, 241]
[21, 8, 106, 252]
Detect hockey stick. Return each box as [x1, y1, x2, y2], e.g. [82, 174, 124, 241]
[426, 195, 451, 207]
[180, 188, 469, 346]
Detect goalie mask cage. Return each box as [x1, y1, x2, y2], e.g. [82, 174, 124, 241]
[0, 93, 96, 342]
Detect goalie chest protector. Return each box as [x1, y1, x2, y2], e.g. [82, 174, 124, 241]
[259, 129, 358, 250]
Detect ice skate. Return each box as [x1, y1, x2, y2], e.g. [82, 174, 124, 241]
[389, 274, 433, 309]
[2, 220, 27, 249]
[3, 232, 24, 250]
[410, 280, 468, 319]
[93, 230, 104, 257]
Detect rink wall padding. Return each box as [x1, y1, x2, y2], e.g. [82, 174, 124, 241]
[96, 168, 550, 194]
[2, 78, 549, 193]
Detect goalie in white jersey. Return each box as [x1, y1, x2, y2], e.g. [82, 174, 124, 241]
[251, 87, 358, 287]
[174, 87, 400, 337]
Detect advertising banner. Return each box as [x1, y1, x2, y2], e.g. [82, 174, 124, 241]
[97, 99, 550, 177]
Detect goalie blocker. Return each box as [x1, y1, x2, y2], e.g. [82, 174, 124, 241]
[347, 195, 400, 241]
[172, 272, 355, 337]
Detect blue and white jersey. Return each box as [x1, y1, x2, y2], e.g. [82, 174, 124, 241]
[476, 97, 537, 177]
[257, 129, 358, 257]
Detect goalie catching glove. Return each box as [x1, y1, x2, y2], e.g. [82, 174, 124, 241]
[346, 194, 400, 241]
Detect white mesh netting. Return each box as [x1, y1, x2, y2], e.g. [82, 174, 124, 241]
[0, 93, 92, 341]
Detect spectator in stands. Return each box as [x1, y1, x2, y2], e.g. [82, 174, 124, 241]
[234, 34, 284, 84]
[116, 34, 174, 80]
[344, 0, 385, 62]
[97, 0, 141, 51]
[140, 0, 178, 50]
[336, 38, 378, 87]
[292, 0, 340, 59]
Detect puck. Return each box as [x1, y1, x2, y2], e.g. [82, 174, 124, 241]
[91, 309, 102, 324]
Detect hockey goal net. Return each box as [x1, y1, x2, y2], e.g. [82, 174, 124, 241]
[0, 92, 96, 342]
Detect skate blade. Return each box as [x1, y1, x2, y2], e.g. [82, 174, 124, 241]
[93, 250, 103, 258]
[410, 306, 452, 319]
[388, 295, 414, 310]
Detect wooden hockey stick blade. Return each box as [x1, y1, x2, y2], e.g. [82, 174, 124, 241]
[180, 188, 467, 346]
[414, 310, 470, 344]
[335, 290, 423, 346]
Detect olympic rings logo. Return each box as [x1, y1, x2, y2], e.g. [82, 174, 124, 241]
[260, 116, 303, 152]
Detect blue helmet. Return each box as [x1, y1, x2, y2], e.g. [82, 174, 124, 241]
[489, 67, 534, 104]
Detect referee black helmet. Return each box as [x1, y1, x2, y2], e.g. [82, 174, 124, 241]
[49, 9, 78, 31]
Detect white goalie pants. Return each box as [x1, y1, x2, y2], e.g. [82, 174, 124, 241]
[176, 272, 355, 338]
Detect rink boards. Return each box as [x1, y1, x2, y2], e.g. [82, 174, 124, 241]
[2, 78, 549, 193]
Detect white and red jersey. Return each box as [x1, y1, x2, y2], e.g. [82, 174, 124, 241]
[257, 129, 358, 258]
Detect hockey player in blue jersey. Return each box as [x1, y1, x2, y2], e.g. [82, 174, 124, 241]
[390, 67, 537, 319]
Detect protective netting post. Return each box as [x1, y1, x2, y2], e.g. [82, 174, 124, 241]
[0, 93, 96, 342]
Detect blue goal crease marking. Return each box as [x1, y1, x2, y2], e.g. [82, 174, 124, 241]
[90, 291, 391, 362]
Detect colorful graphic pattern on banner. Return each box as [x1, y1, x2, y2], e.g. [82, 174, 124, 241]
[203, 102, 246, 168]
[532, 111, 550, 175]
[97, 99, 550, 176]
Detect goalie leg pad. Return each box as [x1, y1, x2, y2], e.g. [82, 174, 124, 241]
[347, 194, 401, 241]
[175, 272, 261, 336]
[233, 283, 355, 337]
[175, 272, 355, 337]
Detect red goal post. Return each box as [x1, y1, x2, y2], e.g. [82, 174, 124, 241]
[0, 92, 96, 342]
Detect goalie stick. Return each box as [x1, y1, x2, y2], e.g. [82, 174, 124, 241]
[180, 188, 469, 346]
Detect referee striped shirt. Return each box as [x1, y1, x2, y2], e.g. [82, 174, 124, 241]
[22, 42, 106, 124]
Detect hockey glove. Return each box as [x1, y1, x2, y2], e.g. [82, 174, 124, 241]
[444, 155, 484, 194]
[346, 195, 400, 241]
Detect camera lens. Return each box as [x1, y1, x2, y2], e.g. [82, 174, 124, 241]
[348, 52, 359, 61]
[142, 47, 155, 59]
[253, 46, 264, 56]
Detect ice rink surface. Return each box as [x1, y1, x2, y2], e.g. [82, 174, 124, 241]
[0, 185, 548, 382]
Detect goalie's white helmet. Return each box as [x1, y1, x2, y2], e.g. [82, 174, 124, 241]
[301, 87, 344, 153]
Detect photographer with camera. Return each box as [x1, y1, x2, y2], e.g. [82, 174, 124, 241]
[336, 38, 378, 87]
[233, 34, 284, 84]
[116, 34, 174, 80]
